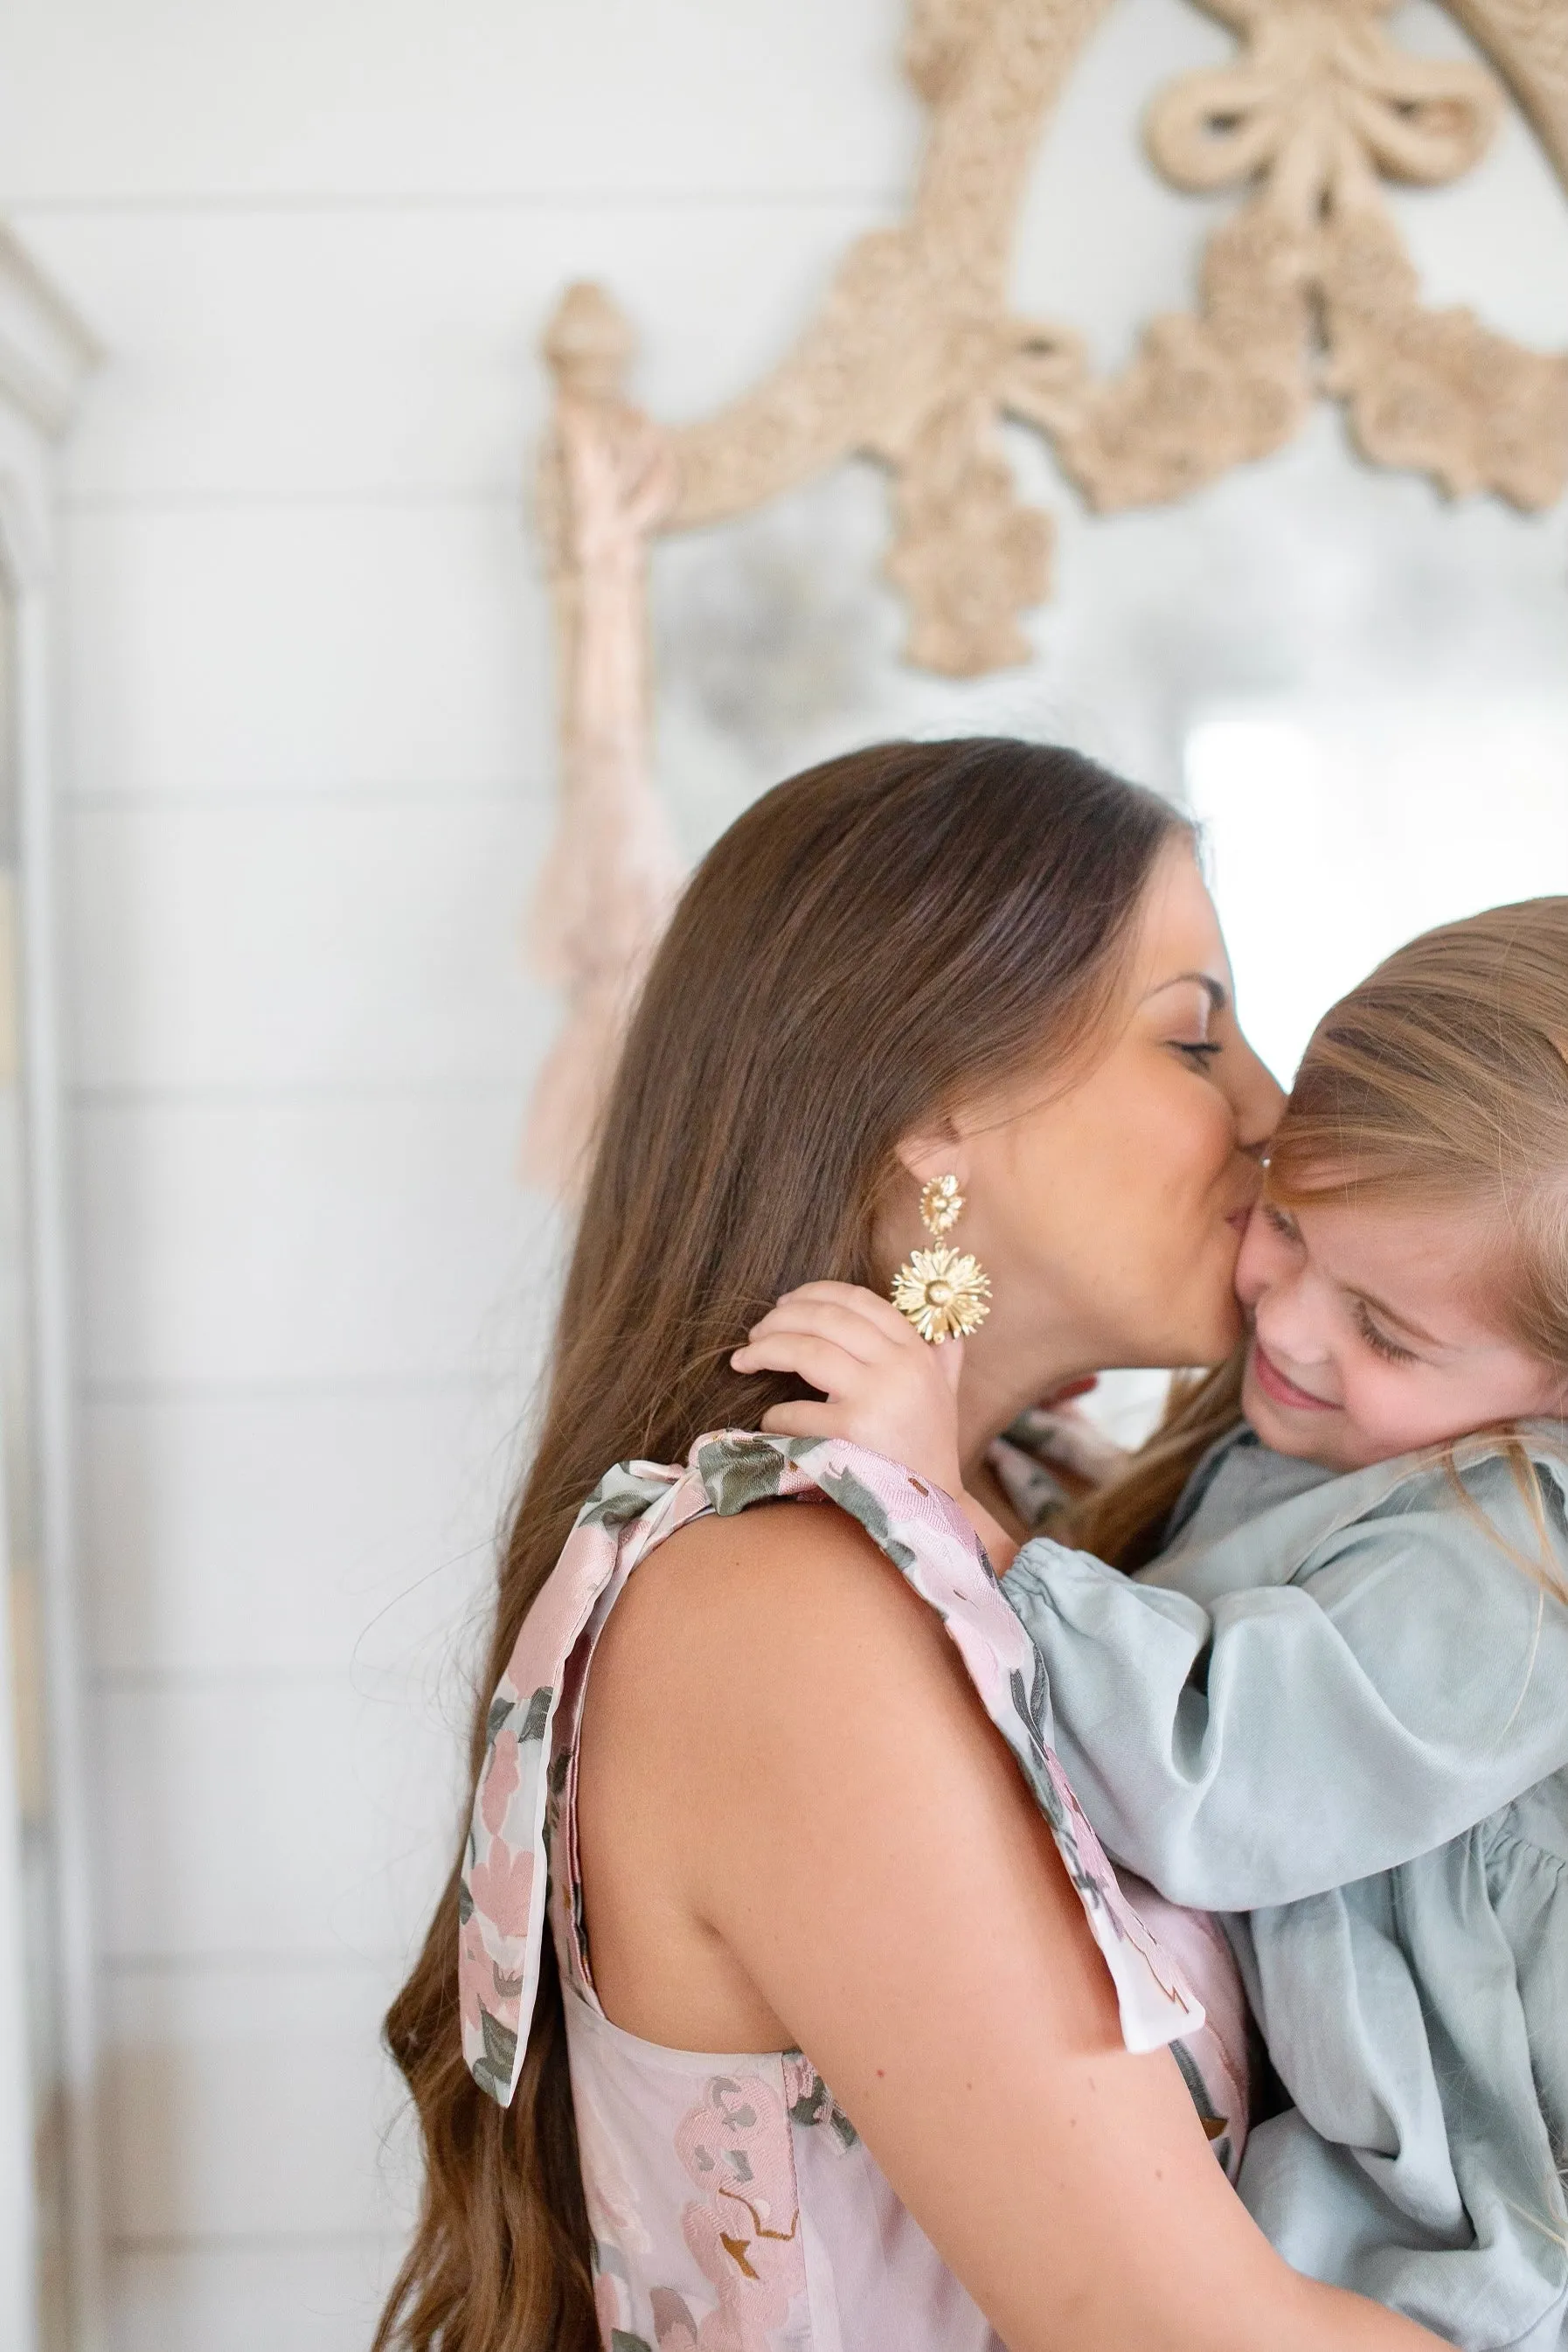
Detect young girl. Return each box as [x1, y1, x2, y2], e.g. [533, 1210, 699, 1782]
[735, 898, 1568, 2350]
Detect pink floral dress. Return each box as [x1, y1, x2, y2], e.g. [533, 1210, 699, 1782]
[459, 1432, 1248, 2351]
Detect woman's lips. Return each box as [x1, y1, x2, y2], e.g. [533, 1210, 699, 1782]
[1249, 1337, 1336, 1412]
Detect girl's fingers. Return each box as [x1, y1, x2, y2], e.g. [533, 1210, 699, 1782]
[758, 1401, 843, 1440]
[771, 1281, 917, 1345]
[743, 1297, 899, 1367]
[730, 1333, 864, 1396]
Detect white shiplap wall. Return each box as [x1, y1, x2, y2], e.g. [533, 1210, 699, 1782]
[1, 1, 1564, 2344]
[0, 3, 912, 2342]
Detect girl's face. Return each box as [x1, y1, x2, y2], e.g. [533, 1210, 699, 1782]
[1236, 1194, 1568, 1472]
[912, 841, 1283, 1388]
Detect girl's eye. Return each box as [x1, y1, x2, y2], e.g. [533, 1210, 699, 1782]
[1174, 1041, 1222, 1072]
[1262, 1201, 1299, 1242]
[1354, 1298, 1417, 1365]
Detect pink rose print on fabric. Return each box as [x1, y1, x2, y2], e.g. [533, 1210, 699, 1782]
[468, 1839, 534, 1941]
[672, 2073, 804, 2351]
[458, 1918, 489, 2036]
[481, 1727, 522, 1835]
[650, 2285, 702, 2349]
[576, 2080, 653, 2258]
[779, 2052, 815, 2115]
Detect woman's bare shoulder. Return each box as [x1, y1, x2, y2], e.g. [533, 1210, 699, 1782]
[576, 1493, 995, 2050]
[598, 1495, 961, 1699]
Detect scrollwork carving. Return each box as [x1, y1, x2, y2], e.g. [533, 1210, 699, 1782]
[669, 0, 1110, 673]
[523, 0, 1568, 1187]
[645, 0, 1568, 676]
[1055, 0, 1567, 515]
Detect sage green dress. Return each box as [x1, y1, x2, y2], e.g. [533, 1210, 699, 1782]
[1006, 1422, 1568, 2350]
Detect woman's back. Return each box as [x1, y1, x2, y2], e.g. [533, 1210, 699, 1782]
[461, 1433, 1216, 2349]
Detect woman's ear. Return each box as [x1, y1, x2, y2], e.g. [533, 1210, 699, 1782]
[893, 1121, 968, 1195]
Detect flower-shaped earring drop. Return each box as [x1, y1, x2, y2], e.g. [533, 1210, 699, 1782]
[891, 1174, 993, 1344]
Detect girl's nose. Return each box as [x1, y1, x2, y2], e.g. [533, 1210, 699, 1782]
[1256, 1278, 1331, 1369]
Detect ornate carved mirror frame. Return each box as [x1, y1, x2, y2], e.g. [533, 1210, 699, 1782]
[524, 0, 1568, 1188]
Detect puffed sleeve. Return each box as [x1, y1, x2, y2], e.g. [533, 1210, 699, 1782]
[1003, 1450, 1568, 1909]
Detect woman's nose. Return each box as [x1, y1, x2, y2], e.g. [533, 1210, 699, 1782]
[1232, 1036, 1286, 1157]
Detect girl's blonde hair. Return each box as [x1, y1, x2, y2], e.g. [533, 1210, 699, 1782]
[1266, 897, 1568, 1365]
[1077, 897, 1568, 1568]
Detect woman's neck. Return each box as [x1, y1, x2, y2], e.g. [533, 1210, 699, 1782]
[955, 1309, 1099, 1491]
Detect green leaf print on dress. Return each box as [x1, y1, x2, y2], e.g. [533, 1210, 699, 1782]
[579, 1460, 674, 1530]
[697, 1433, 813, 1516]
[474, 2004, 518, 2103]
[818, 1462, 919, 1575]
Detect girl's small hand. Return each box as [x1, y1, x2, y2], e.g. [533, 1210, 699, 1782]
[732, 1282, 1018, 1567]
[731, 1280, 966, 1492]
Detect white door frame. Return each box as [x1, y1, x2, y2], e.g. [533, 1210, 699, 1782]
[0, 222, 101, 2352]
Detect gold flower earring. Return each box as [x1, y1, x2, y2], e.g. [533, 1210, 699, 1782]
[891, 1174, 993, 1344]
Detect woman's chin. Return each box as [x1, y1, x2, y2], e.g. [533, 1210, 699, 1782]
[1100, 1263, 1245, 1374]
[1178, 1287, 1247, 1369]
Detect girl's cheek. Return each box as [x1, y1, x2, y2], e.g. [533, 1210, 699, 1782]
[1338, 1368, 1418, 1460]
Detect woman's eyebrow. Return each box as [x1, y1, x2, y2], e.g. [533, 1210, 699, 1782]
[1144, 971, 1230, 1012]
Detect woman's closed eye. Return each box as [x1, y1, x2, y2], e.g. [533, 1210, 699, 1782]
[1353, 1296, 1417, 1364]
[1173, 1039, 1223, 1072]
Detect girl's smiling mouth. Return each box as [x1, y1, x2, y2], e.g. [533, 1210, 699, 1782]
[1250, 1337, 1336, 1412]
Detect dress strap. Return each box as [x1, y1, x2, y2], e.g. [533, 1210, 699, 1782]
[459, 1432, 1204, 2108]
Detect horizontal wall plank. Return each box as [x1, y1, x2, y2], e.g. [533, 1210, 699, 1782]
[59, 500, 551, 799]
[66, 797, 548, 1091]
[102, 1962, 420, 2238]
[0, 0, 914, 207]
[100, 1679, 468, 1961]
[83, 1385, 522, 1677]
[24, 200, 891, 503]
[73, 1093, 557, 1387]
[108, 2240, 404, 2352]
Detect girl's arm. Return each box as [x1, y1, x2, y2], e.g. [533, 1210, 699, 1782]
[579, 1503, 1441, 2352]
[733, 1284, 1568, 1911]
[1005, 1462, 1568, 1908]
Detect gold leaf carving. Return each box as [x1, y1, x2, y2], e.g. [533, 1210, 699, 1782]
[1446, 0, 1568, 183]
[1058, 0, 1567, 515]
[1321, 208, 1568, 505]
[668, 0, 1113, 671]
[656, 0, 1568, 671]
[523, 0, 1568, 1189]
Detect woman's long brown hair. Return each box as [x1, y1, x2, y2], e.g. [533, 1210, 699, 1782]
[373, 737, 1190, 2351]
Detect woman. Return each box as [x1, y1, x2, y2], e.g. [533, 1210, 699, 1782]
[376, 738, 1440, 2351]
